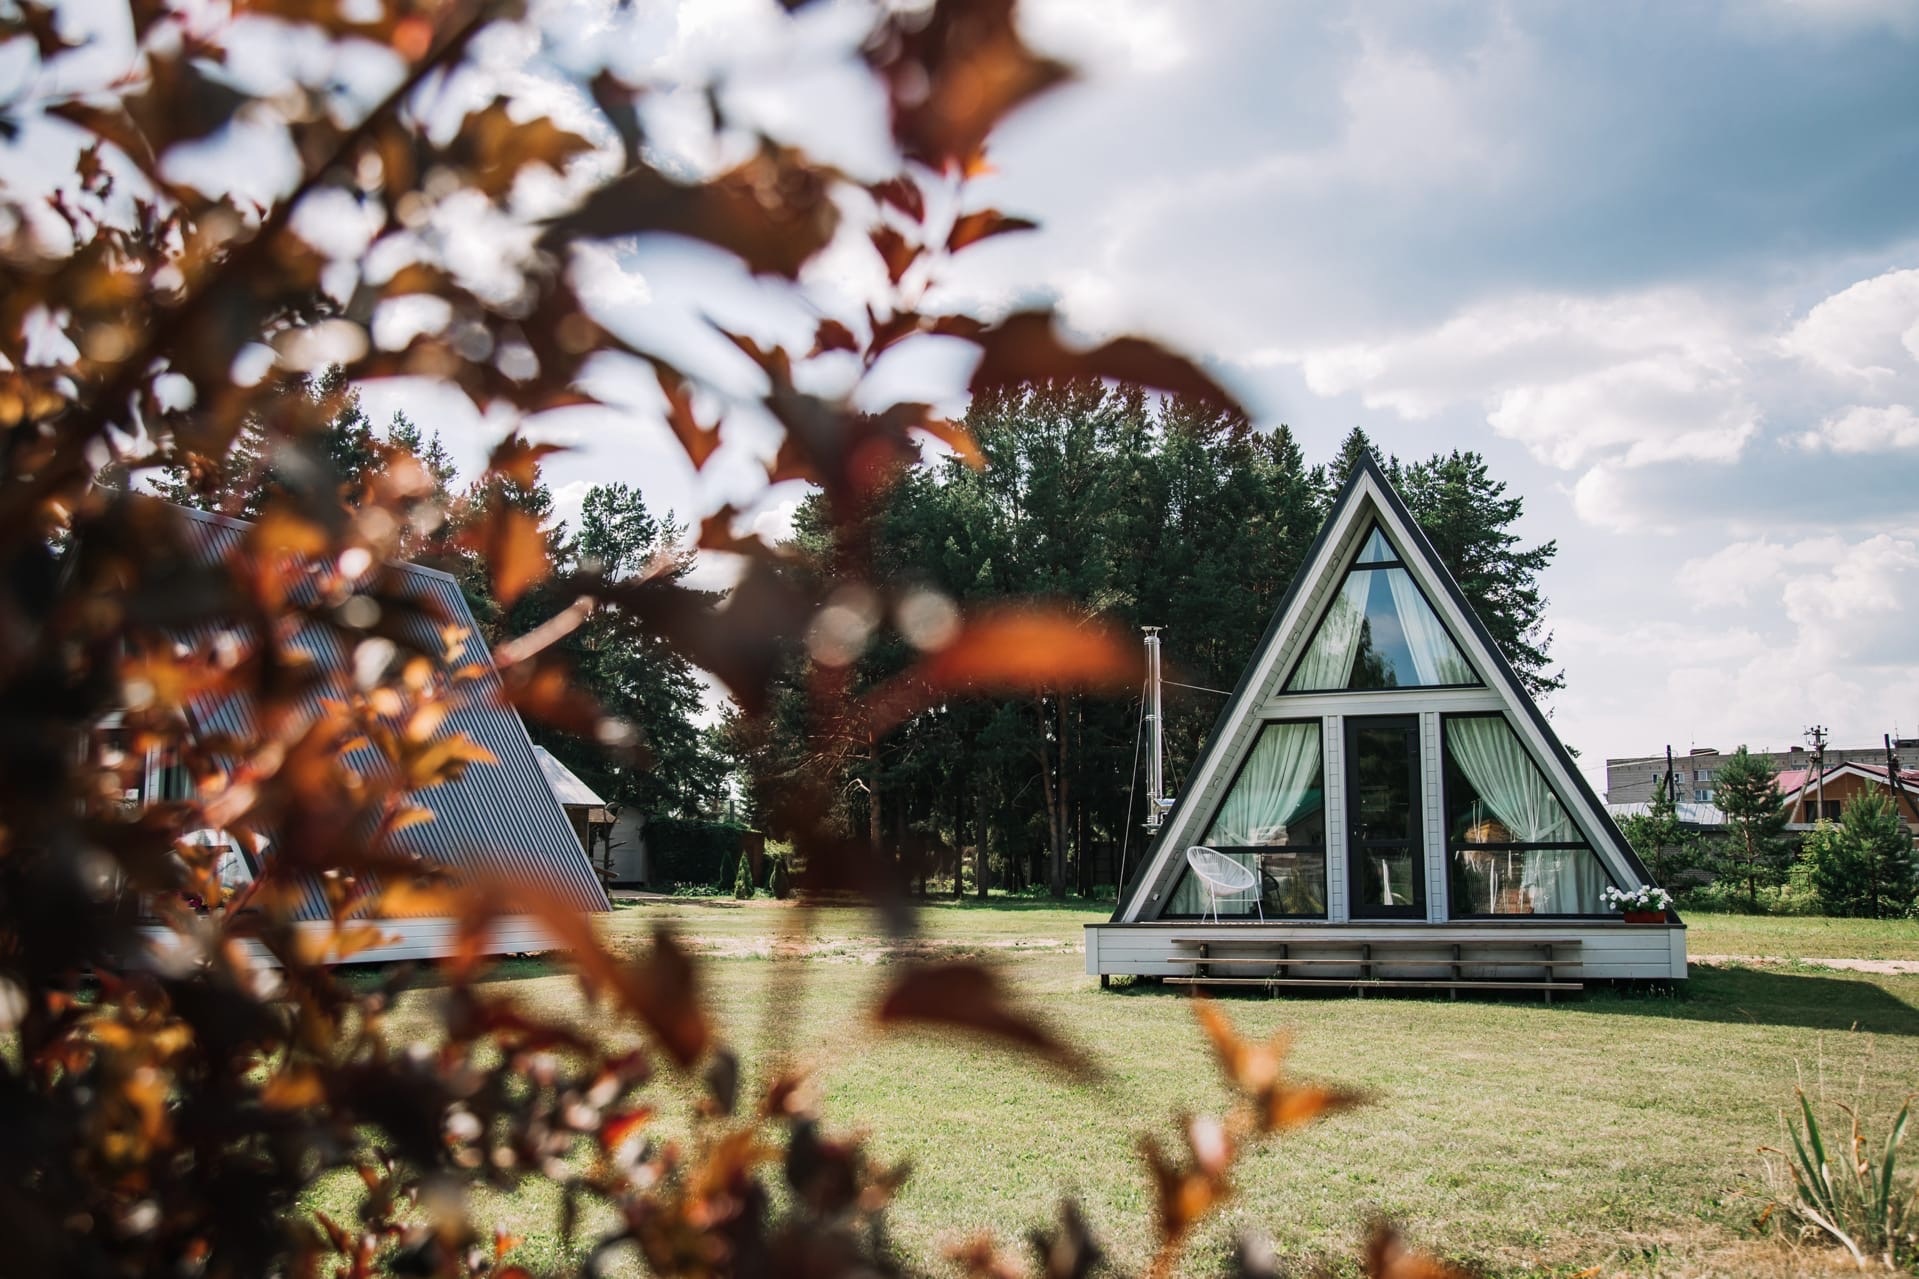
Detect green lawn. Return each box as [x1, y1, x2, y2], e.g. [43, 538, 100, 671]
[373, 899, 1919, 1277]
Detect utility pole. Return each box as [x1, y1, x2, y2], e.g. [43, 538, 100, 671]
[1794, 724, 1827, 824]
[1887, 734, 1918, 828]
[1664, 744, 1676, 806]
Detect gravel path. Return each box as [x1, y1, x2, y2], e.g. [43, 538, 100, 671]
[1695, 954, 1919, 975]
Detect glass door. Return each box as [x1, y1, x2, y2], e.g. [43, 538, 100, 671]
[1345, 716, 1424, 919]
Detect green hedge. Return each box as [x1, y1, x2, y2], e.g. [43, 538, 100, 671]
[648, 818, 753, 888]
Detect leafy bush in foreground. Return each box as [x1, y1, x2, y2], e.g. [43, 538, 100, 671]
[0, 0, 1471, 1275]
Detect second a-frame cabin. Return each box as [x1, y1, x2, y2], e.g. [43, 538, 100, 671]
[1090, 456, 1686, 993]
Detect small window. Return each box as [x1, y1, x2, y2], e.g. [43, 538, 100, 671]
[1287, 562, 1477, 690]
[1353, 525, 1397, 564]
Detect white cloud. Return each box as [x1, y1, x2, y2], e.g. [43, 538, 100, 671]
[1779, 267, 1919, 385]
[1293, 289, 1757, 473]
[1023, 0, 1193, 76]
[1796, 403, 1919, 453]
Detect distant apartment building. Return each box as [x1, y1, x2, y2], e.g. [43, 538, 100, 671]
[1604, 741, 1919, 808]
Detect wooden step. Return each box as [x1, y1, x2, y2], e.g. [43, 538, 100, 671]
[1164, 956, 1582, 968]
[1164, 936, 1583, 949]
[1163, 976, 1583, 991]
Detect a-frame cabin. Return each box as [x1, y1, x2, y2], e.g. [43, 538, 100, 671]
[1090, 456, 1685, 993]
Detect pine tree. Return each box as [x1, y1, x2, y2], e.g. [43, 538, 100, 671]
[1618, 777, 1691, 887]
[1806, 790, 1915, 918]
[1714, 746, 1790, 909]
[1327, 426, 1380, 494]
[1399, 450, 1562, 697]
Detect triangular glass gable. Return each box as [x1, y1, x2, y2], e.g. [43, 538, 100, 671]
[1354, 526, 1396, 563]
[1285, 523, 1479, 691]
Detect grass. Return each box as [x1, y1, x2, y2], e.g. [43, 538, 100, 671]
[358, 897, 1919, 1277]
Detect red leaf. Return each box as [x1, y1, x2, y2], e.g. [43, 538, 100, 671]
[545, 143, 839, 280]
[871, 224, 920, 286]
[968, 310, 1243, 414]
[865, 0, 1073, 171]
[874, 962, 1092, 1074]
[868, 175, 925, 222]
[947, 208, 1037, 253]
[810, 318, 860, 357]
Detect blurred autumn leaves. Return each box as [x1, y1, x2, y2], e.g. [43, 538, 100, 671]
[0, 0, 1470, 1274]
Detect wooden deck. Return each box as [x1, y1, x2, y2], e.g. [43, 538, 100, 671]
[1086, 919, 1687, 986]
[1161, 935, 1583, 1000]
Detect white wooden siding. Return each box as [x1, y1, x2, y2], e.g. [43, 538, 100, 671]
[1421, 710, 1445, 920]
[1324, 714, 1347, 922]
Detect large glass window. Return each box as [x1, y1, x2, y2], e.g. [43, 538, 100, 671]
[1286, 525, 1478, 691]
[1443, 714, 1614, 916]
[1165, 721, 1326, 918]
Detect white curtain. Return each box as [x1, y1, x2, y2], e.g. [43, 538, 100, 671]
[1518, 848, 1607, 914]
[1168, 722, 1322, 914]
[1385, 570, 1475, 685]
[1447, 717, 1576, 842]
[1286, 574, 1370, 690]
[1204, 723, 1322, 845]
[1447, 717, 1605, 914]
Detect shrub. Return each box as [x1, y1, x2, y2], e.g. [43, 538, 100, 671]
[733, 847, 756, 899]
[1763, 1089, 1918, 1269]
[769, 853, 793, 900]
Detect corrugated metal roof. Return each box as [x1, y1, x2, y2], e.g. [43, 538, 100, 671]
[532, 745, 605, 808]
[172, 505, 610, 920]
[1606, 800, 1726, 827]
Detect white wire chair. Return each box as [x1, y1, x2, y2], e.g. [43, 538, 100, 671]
[1185, 846, 1263, 922]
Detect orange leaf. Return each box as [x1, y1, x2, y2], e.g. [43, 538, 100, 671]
[862, 606, 1139, 734]
[914, 415, 983, 468]
[484, 508, 550, 606]
[656, 363, 721, 469]
[260, 1067, 327, 1110]
[874, 962, 1091, 1075]
[486, 432, 568, 488]
[1363, 1223, 1478, 1279]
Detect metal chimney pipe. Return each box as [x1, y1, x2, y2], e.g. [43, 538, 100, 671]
[1144, 627, 1165, 829]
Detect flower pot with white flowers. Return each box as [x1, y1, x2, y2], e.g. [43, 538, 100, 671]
[1601, 884, 1672, 924]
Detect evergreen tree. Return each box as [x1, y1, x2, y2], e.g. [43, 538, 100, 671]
[1617, 777, 1692, 887]
[1326, 426, 1381, 496]
[1804, 790, 1915, 918]
[1399, 450, 1561, 697]
[1714, 746, 1790, 909]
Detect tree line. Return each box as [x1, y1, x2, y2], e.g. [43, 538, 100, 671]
[731, 381, 1562, 900]
[1623, 748, 1916, 918]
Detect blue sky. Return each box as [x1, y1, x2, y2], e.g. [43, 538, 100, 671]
[34, 0, 1917, 789]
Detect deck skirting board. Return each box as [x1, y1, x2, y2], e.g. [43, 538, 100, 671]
[1086, 922, 1686, 981]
